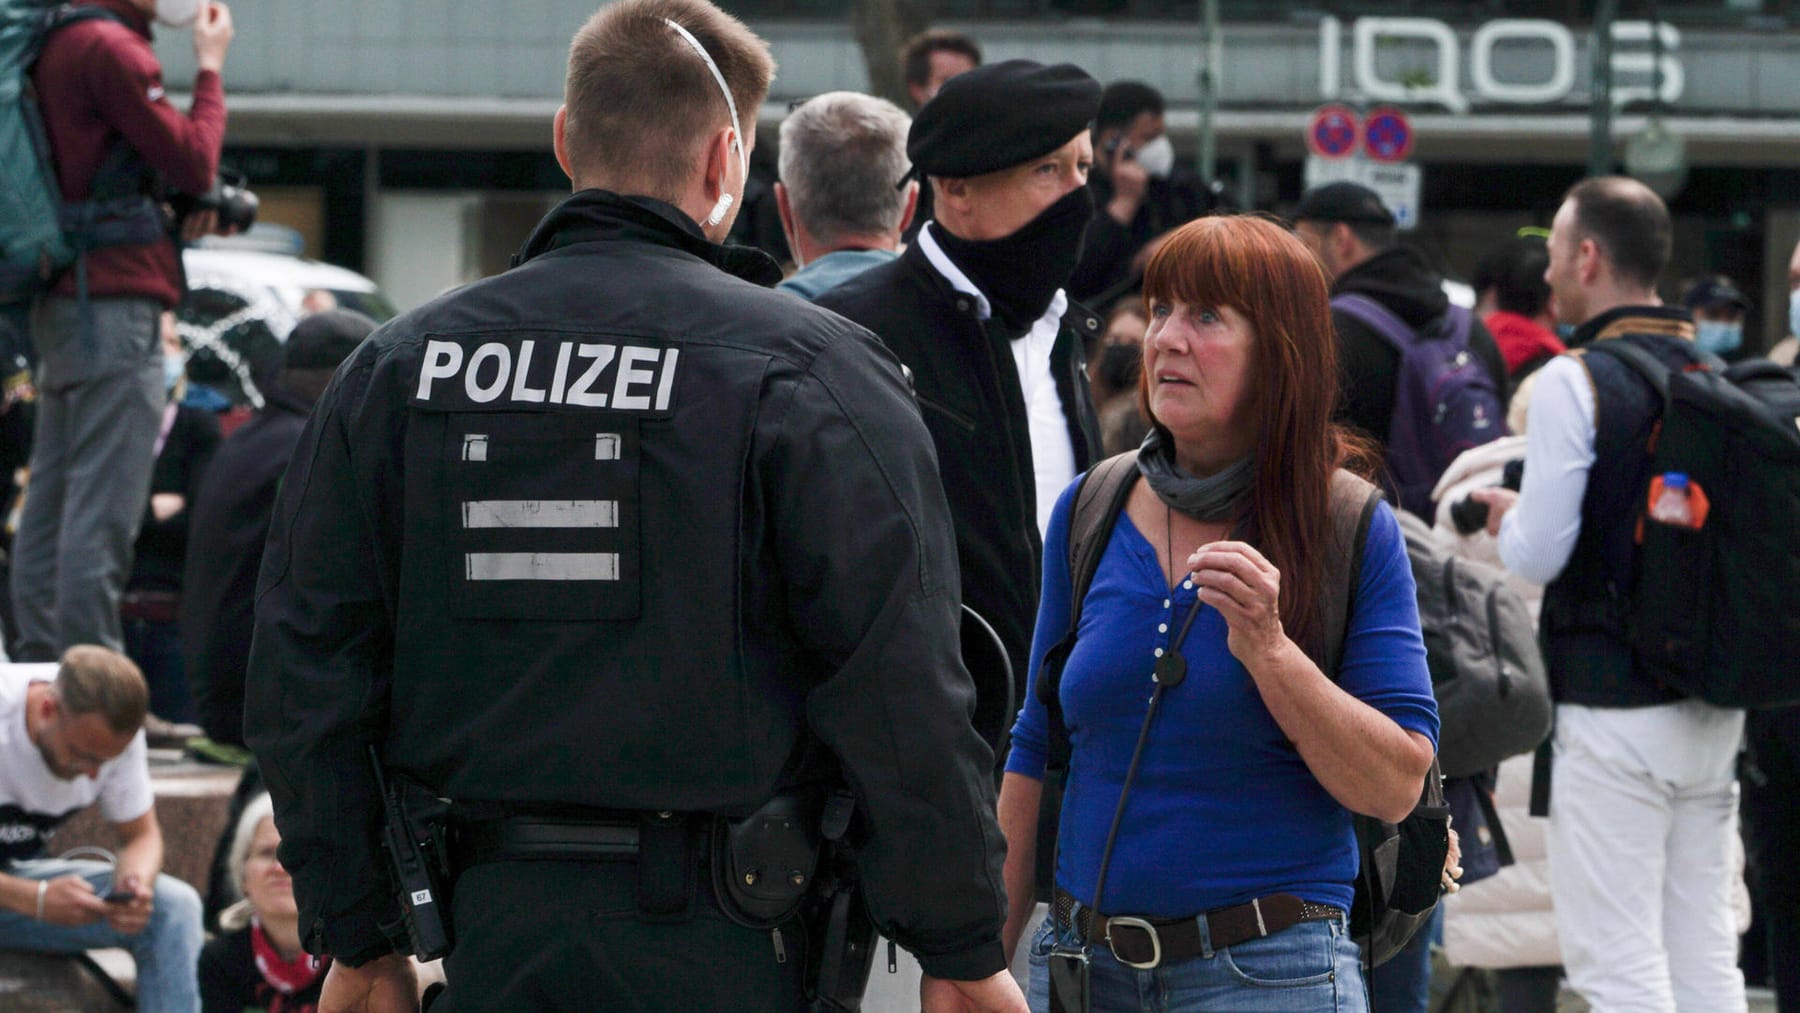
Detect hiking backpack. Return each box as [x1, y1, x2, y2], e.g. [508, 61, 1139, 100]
[1333, 295, 1507, 519]
[1, 1, 163, 302]
[1035, 452, 1451, 968]
[1584, 338, 1800, 708]
[1394, 509, 1551, 779]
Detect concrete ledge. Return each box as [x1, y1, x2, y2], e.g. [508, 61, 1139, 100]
[0, 951, 130, 1012]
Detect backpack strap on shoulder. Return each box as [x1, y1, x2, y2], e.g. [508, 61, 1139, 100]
[1318, 469, 1383, 682]
[1331, 293, 1419, 353]
[1039, 450, 1140, 764]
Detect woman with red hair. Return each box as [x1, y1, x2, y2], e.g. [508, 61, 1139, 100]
[999, 214, 1440, 1012]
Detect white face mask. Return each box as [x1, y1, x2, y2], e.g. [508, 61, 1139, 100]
[1789, 288, 1800, 341]
[1133, 135, 1175, 179]
[154, 0, 203, 28]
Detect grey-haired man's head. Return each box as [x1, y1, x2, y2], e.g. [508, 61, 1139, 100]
[775, 92, 916, 267]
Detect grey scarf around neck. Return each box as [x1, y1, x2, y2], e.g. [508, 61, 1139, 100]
[1137, 428, 1255, 522]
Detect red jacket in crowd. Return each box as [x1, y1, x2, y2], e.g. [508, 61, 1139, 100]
[33, 0, 227, 309]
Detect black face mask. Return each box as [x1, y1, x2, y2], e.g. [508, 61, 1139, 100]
[934, 185, 1095, 334]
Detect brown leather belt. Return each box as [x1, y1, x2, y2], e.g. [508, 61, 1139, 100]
[1053, 887, 1343, 969]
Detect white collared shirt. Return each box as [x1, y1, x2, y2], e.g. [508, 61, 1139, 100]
[918, 224, 1077, 539]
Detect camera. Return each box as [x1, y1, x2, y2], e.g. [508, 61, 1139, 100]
[173, 170, 259, 233]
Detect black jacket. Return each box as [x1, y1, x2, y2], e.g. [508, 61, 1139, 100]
[816, 239, 1103, 742]
[1068, 170, 1215, 306]
[1331, 247, 1510, 445]
[128, 403, 219, 593]
[180, 382, 314, 747]
[242, 191, 1008, 980]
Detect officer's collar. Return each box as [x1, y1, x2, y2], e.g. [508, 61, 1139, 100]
[1570, 304, 1693, 348]
[514, 189, 782, 288]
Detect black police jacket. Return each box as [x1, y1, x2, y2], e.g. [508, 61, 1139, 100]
[244, 191, 1010, 980]
[817, 241, 1103, 745]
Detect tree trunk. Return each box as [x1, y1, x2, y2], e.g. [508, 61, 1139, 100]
[853, 0, 933, 108]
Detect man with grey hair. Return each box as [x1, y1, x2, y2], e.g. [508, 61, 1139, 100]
[775, 90, 917, 301]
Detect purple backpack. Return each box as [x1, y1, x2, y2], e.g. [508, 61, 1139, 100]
[1333, 293, 1506, 517]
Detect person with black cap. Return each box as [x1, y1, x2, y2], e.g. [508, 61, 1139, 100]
[1679, 275, 1750, 360]
[817, 58, 1106, 759]
[180, 308, 376, 754]
[1292, 181, 1510, 516]
[242, 1, 1023, 1010]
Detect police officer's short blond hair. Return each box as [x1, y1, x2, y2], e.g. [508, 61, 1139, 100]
[564, 0, 775, 201]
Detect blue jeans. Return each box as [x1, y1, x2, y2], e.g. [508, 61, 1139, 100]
[1027, 909, 1370, 1013]
[0, 858, 202, 1012]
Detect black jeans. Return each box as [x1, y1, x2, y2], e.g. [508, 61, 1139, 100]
[1744, 707, 1800, 1013]
[434, 851, 808, 1011]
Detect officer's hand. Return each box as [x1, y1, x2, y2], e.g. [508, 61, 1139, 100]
[193, 3, 234, 74]
[920, 971, 1028, 1013]
[38, 875, 111, 927]
[319, 954, 419, 1013]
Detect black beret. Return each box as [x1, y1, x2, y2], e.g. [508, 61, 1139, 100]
[285, 309, 377, 371]
[907, 59, 1101, 180]
[1294, 182, 1395, 226]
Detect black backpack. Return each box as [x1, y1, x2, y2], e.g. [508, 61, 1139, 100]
[1393, 509, 1551, 779]
[1585, 339, 1800, 708]
[1035, 451, 1451, 968]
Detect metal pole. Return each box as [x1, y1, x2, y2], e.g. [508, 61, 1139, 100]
[1198, 0, 1219, 184]
[1589, 0, 1619, 177]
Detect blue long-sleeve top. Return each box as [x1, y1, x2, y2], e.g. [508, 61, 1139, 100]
[1007, 477, 1439, 918]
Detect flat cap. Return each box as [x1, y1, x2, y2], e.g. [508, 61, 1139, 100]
[907, 59, 1100, 180]
[1295, 181, 1395, 226]
[285, 309, 377, 371]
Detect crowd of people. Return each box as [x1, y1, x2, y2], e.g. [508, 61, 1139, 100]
[0, 1, 1797, 1012]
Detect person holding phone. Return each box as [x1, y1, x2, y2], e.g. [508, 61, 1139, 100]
[0, 646, 203, 1010]
[998, 215, 1439, 1013]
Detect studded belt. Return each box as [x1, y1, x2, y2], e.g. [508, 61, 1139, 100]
[1053, 887, 1343, 969]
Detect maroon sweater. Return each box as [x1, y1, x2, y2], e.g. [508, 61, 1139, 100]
[33, 0, 226, 309]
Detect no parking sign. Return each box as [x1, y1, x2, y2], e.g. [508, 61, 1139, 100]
[1362, 106, 1415, 162]
[1307, 104, 1360, 159]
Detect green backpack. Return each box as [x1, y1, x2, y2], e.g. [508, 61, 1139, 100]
[1, 1, 161, 302]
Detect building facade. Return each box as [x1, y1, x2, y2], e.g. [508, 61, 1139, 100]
[173, 1, 1800, 348]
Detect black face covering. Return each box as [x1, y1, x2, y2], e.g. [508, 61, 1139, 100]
[933, 185, 1095, 334]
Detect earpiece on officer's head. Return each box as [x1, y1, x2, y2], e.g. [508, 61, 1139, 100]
[705, 192, 734, 228]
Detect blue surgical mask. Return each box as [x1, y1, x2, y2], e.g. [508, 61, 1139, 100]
[163, 353, 184, 394]
[1789, 288, 1800, 340]
[1695, 320, 1743, 356]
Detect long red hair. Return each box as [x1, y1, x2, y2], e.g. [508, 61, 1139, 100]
[1137, 214, 1376, 657]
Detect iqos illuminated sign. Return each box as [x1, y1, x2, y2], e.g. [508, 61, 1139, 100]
[1318, 17, 1683, 114]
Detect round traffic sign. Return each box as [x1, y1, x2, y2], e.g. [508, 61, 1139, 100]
[1363, 106, 1414, 162]
[1306, 104, 1360, 160]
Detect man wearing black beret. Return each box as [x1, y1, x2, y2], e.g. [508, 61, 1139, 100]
[817, 59, 1105, 757]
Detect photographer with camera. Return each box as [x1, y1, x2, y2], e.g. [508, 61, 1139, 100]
[14, 0, 235, 665]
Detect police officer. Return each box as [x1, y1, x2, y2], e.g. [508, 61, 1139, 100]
[242, 2, 1024, 1010]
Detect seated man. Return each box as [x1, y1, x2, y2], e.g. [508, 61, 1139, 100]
[0, 646, 202, 1011]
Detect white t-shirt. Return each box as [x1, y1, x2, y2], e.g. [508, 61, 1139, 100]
[0, 664, 152, 865]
